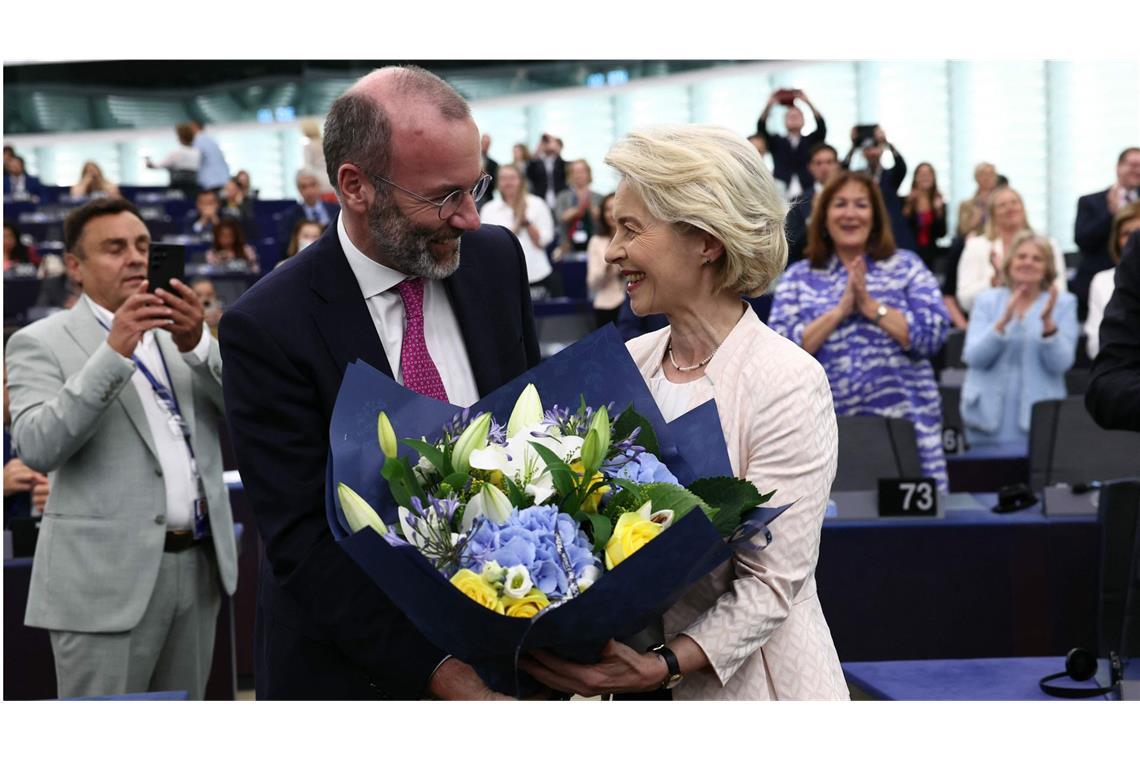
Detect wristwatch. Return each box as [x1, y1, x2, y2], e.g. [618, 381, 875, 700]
[649, 643, 683, 689]
[873, 303, 889, 325]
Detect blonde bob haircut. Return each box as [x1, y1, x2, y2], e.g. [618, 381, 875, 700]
[983, 186, 1030, 241]
[1002, 230, 1058, 289]
[604, 124, 788, 297]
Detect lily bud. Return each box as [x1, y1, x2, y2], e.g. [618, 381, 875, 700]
[507, 383, 544, 438]
[587, 405, 611, 462]
[377, 411, 398, 459]
[462, 482, 514, 532]
[451, 411, 492, 475]
[337, 483, 388, 536]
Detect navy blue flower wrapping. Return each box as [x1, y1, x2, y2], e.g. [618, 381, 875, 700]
[325, 325, 789, 692]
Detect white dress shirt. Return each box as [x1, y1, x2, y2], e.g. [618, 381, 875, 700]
[1084, 267, 1116, 360]
[337, 214, 480, 407]
[86, 295, 211, 530]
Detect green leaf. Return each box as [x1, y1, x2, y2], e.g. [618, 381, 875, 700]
[611, 405, 660, 458]
[641, 482, 707, 521]
[686, 477, 775, 537]
[527, 441, 576, 498]
[580, 428, 602, 475]
[604, 478, 646, 519]
[442, 471, 471, 495]
[401, 438, 450, 477]
[575, 511, 613, 553]
[500, 475, 531, 509]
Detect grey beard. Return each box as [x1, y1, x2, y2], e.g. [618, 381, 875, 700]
[367, 196, 462, 280]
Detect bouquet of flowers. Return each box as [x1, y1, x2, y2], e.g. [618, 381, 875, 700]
[325, 326, 790, 691]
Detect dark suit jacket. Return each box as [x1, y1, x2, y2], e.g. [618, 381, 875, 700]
[757, 115, 827, 191]
[482, 154, 500, 205]
[1073, 189, 1116, 317]
[219, 222, 541, 698]
[1086, 230, 1140, 432]
[3, 173, 44, 200]
[525, 156, 566, 202]
[277, 202, 341, 250]
[785, 188, 815, 266]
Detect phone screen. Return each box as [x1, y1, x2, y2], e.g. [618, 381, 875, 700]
[147, 243, 186, 294]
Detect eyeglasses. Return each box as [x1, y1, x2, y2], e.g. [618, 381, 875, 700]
[372, 173, 491, 219]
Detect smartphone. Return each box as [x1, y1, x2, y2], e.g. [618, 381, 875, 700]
[854, 124, 880, 147]
[147, 243, 185, 294]
[775, 88, 797, 106]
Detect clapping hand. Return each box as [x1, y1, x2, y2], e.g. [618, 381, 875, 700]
[989, 249, 1004, 286]
[1040, 284, 1059, 336]
[996, 282, 1035, 334]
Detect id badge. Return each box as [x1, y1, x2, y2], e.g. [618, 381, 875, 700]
[192, 495, 211, 540]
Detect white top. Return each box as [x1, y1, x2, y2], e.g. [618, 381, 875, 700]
[337, 214, 479, 407]
[1084, 267, 1116, 360]
[646, 365, 713, 423]
[956, 234, 1068, 313]
[152, 145, 201, 172]
[86, 295, 212, 530]
[479, 195, 554, 284]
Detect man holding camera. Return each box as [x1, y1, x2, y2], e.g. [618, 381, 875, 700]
[756, 88, 828, 200]
[4, 197, 237, 699]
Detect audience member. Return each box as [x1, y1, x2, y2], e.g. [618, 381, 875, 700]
[191, 120, 231, 192]
[479, 133, 499, 209]
[555, 159, 602, 257]
[4, 197, 238, 699]
[205, 217, 260, 273]
[190, 276, 223, 337]
[902, 162, 948, 271]
[526, 133, 567, 212]
[1073, 147, 1140, 320]
[234, 169, 257, 200]
[960, 231, 1078, 448]
[4, 221, 40, 271]
[956, 186, 1067, 313]
[4, 365, 49, 527]
[511, 142, 531, 173]
[479, 164, 554, 295]
[746, 133, 786, 197]
[281, 219, 325, 263]
[69, 161, 120, 200]
[756, 88, 827, 199]
[183, 188, 223, 240]
[300, 119, 334, 196]
[278, 169, 339, 251]
[957, 162, 999, 238]
[1086, 229, 1140, 432]
[220, 177, 258, 240]
[3, 154, 44, 201]
[586, 192, 624, 327]
[1085, 202, 1140, 360]
[842, 125, 915, 251]
[34, 253, 82, 311]
[145, 122, 201, 199]
[787, 143, 840, 265]
[769, 171, 951, 491]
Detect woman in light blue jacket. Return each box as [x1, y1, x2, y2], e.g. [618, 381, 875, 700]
[961, 231, 1079, 447]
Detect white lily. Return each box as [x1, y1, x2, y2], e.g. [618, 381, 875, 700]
[469, 424, 584, 505]
[507, 383, 544, 438]
[451, 412, 492, 475]
[337, 483, 388, 536]
[503, 565, 534, 598]
[461, 482, 513, 532]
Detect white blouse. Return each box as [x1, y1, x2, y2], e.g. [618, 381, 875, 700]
[479, 195, 554, 284]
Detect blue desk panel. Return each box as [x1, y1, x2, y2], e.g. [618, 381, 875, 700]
[843, 657, 1111, 700]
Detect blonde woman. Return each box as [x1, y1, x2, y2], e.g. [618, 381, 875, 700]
[521, 125, 847, 701]
[1085, 202, 1140, 359]
[478, 164, 553, 291]
[69, 161, 120, 200]
[585, 192, 624, 326]
[956, 186, 1067, 313]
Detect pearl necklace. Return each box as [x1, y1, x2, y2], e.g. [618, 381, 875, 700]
[667, 340, 717, 372]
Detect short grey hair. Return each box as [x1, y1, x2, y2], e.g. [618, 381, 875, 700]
[605, 124, 788, 297]
[322, 65, 471, 198]
[295, 168, 321, 185]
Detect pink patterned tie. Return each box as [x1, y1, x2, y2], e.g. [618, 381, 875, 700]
[395, 277, 449, 402]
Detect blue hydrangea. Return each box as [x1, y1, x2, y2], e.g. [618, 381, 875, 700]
[606, 451, 679, 486]
[460, 505, 599, 599]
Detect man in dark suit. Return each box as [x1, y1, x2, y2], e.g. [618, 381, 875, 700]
[786, 143, 840, 265]
[756, 88, 827, 199]
[1087, 230, 1140, 432]
[526, 133, 566, 211]
[276, 169, 341, 255]
[1073, 147, 1140, 320]
[479, 133, 499, 211]
[219, 65, 540, 700]
[3, 155, 45, 201]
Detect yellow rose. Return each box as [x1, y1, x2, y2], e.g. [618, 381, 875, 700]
[450, 569, 505, 614]
[570, 461, 610, 514]
[604, 510, 663, 570]
[503, 588, 551, 618]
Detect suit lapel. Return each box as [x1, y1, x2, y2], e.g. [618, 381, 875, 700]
[310, 233, 393, 379]
[63, 303, 161, 464]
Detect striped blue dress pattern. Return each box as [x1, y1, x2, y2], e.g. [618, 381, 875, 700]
[769, 250, 952, 491]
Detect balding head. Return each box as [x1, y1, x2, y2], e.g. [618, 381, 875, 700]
[323, 66, 471, 196]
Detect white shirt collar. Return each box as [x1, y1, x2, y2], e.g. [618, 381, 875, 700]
[337, 211, 407, 300]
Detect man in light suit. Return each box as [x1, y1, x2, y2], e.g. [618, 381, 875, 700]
[220, 65, 540, 699]
[5, 197, 237, 699]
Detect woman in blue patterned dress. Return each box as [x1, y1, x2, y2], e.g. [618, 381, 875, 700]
[769, 171, 952, 490]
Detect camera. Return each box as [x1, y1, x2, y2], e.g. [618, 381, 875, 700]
[774, 88, 797, 106]
[854, 124, 880, 148]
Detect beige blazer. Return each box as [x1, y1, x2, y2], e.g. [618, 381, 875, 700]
[627, 307, 848, 700]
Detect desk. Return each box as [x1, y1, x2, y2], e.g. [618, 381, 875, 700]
[843, 657, 1111, 700]
[946, 442, 1028, 492]
[817, 494, 1099, 662]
